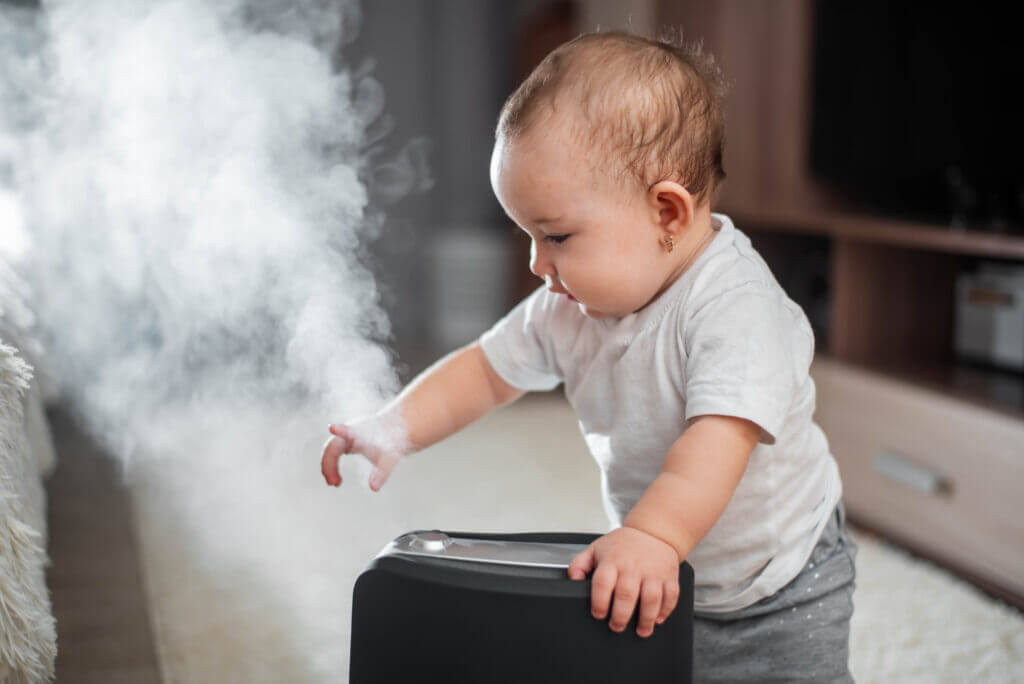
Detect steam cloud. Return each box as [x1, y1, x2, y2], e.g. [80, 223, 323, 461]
[1, 0, 427, 679]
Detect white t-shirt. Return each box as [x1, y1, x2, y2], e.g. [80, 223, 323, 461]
[479, 213, 842, 613]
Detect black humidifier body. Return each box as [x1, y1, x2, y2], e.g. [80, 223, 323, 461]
[350, 530, 694, 683]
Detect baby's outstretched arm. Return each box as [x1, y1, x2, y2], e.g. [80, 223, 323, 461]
[321, 341, 525, 490]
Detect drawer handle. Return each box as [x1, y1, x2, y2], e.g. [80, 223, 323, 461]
[873, 451, 953, 497]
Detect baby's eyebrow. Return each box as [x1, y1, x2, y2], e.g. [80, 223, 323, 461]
[532, 215, 563, 225]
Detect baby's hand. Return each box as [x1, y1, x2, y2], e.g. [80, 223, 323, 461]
[320, 421, 401, 492]
[567, 527, 681, 638]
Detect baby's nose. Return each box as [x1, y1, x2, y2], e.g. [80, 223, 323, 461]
[529, 244, 553, 279]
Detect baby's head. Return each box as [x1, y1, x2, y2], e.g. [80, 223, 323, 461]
[490, 30, 728, 319]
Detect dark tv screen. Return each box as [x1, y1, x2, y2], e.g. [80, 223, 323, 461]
[809, 3, 1024, 232]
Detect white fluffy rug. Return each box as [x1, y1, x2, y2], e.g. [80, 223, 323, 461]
[130, 394, 1024, 683]
[849, 528, 1024, 682]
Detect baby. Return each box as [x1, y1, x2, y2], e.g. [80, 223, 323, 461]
[322, 31, 857, 681]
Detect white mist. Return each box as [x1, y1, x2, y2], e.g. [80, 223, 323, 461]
[0, 0, 423, 679]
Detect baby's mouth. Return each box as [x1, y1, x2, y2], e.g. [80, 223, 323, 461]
[547, 284, 577, 302]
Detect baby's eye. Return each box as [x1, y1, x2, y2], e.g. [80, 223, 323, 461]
[543, 234, 570, 245]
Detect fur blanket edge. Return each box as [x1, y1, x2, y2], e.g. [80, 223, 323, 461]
[0, 341, 56, 683]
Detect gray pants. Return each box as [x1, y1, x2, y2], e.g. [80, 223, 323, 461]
[693, 502, 858, 683]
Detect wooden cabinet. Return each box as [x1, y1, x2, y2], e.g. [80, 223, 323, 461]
[741, 212, 1024, 608]
[814, 357, 1024, 600]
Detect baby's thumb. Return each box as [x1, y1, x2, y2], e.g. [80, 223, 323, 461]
[568, 546, 595, 580]
[368, 452, 400, 492]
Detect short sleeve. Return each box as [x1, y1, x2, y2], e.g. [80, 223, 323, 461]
[479, 286, 563, 392]
[682, 284, 796, 445]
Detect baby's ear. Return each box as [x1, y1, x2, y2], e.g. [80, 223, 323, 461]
[648, 180, 694, 231]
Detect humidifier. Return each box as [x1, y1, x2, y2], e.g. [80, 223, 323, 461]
[350, 529, 694, 683]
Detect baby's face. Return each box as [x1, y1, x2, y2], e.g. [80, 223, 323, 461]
[490, 118, 677, 319]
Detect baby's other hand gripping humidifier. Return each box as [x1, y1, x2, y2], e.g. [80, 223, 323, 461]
[350, 530, 694, 683]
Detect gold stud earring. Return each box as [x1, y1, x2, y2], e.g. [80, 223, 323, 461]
[664, 235, 674, 253]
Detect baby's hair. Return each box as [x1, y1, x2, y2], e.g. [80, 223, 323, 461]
[497, 29, 728, 206]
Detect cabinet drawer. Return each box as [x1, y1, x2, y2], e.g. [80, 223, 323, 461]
[811, 358, 1024, 596]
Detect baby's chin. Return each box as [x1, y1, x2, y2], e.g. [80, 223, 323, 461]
[578, 293, 660, 320]
[578, 302, 613, 320]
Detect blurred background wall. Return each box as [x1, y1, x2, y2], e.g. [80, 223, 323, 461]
[347, 0, 665, 378]
[343, 1, 516, 371]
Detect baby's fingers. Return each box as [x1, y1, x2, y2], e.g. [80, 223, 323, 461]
[320, 435, 348, 487]
[636, 579, 663, 638]
[567, 546, 595, 581]
[590, 565, 618, 621]
[329, 423, 354, 442]
[657, 581, 680, 625]
[608, 574, 640, 633]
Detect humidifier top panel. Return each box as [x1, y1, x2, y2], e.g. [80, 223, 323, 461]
[381, 530, 589, 569]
